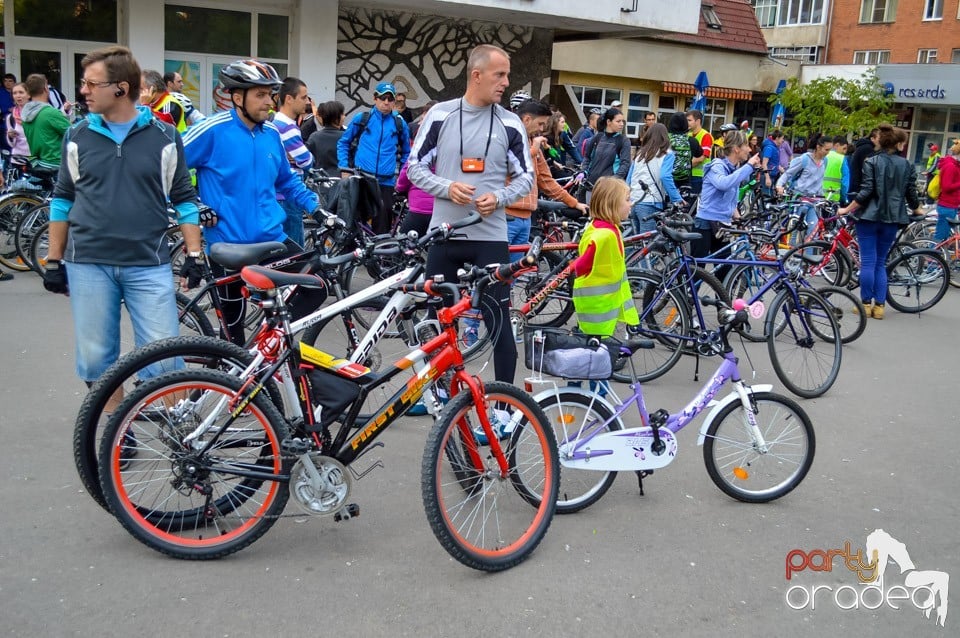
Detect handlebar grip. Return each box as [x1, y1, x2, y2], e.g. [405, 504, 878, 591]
[400, 280, 459, 300]
[318, 249, 360, 267]
[493, 254, 537, 282]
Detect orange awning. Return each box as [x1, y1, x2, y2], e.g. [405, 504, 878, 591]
[662, 81, 753, 101]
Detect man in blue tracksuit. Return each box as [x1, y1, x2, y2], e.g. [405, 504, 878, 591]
[337, 81, 410, 234]
[43, 45, 202, 407]
[183, 59, 319, 345]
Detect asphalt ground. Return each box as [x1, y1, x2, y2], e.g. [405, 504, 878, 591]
[0, 271, 956, 637]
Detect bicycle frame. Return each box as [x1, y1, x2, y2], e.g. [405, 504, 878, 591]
[530, 346, 772, 472]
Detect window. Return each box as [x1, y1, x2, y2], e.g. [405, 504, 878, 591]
[166, 6, 251, 56]
[702, 4, 722, 29]
[953, 49, 960, 63]
[624, 91, 652, 138]
[571, 85, 622, 114]
[923, 0, 942, 20]
[776, 0, 825, 26]
[753, 0, 777, 27]
[702, 99, 728, 136]
[257, 14, 289, 60]
[769, 46, 820, 63]
[860, 0, 897, 23]
[14, 0, 118, 41]
[918, 49, 938, 63]
[853, 50, 891, 64]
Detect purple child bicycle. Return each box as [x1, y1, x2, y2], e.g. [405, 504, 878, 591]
[530, 298, 815, 514]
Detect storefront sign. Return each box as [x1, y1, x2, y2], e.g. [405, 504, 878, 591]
[876, 64, 959, 105]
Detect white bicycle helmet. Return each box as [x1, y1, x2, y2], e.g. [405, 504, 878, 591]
[509, 90, 532, 111]
[719, 122, 738, 132]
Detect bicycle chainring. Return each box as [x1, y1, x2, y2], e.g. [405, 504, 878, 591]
[289, 453, 351, 516]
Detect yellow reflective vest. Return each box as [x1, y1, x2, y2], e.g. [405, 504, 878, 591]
[823, 149, 844, 202]
[573, 222, 639, 337]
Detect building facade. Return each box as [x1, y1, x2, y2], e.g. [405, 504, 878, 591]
[0, 0, 700, 117]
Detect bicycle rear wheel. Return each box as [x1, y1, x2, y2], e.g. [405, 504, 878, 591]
[0, 194, 43, 271]
[536, 390, 619, 514]
[702, 391, 814, 503]
[885, 248, 949, 313]
[74, 335, 259, 510]
[611, 269, 690, 383]
[422, 381, 558, 571]
[99, 369, 290, 559]
[28, 220, 50, 274]
[815, 285, 866, 344]
[511, 252, 574, 329]
[14, 203, 48, 270]
[765, 288, 841, 399]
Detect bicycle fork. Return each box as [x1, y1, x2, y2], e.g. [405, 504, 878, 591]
[732, 381, 770, 454]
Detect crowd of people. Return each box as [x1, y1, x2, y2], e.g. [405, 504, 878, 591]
[9, 42, 960, 418]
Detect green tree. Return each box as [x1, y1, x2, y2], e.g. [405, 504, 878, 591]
[772, 70, 895, 139]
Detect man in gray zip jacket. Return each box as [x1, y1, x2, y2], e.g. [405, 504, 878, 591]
[407, 43, 533, 387]
[44, 46, 202, 410]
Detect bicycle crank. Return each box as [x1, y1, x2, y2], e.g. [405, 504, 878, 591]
[289, 453, 352, 516]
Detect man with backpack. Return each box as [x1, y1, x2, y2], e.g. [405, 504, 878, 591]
[336, 81, 411, 233]
[666, 112, 700, 191]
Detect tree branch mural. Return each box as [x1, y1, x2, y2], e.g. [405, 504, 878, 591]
[337, 8, 552, 114]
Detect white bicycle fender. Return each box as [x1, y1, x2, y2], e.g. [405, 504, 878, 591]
[696, 384, 772, 446]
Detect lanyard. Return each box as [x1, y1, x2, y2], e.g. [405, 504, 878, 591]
[459, 100, 496, 160]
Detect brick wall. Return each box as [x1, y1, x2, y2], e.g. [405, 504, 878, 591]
[826, 0, 960, 64]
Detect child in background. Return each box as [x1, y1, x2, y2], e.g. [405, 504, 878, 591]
[572, 176, 639, 336]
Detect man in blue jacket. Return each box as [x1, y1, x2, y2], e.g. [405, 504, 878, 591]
[183, 59, 319, 345]
[337, 81, 410, 234]
[760, 130, 784, 196]
[43, 45, 202, 410]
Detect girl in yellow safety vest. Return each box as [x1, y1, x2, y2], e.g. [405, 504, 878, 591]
[571, 176, 640, 337]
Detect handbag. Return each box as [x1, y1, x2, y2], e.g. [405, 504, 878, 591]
[524, 327, 618, 380]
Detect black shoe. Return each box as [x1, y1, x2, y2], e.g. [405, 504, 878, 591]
[0, 272, 13, 281]
[118, 430, 138, 470]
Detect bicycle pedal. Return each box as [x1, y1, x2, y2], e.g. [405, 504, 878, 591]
[334, 503, 360, 522]
[280, 437, 311, 455]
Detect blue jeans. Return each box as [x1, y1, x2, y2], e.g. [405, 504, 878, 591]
[280, 198, 305, 248]
[935, 204, 958, 242]
[630, 201, 661, 234]
[690, 176, 703, 195]
[856, 220, 898, 304]
[65, 262, 182, 382]
[506, 215, 531, 246]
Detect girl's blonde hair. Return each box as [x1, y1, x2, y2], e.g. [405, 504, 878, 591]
[589, 176, 629, 225]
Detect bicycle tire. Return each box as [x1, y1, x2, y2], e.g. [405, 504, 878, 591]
[0, 194, 44, 271]
[885, 248, 949, 314]
[536, 390, 620, 513]
[98, 368, 290, 559]
[815, 285, 866, 344]
[782, 241, 850, 288]
[421, 381, 558, 571]
[702, 391, 815, 503]
[28, 220, 50, 274]
[14, 203, 48, 271]
[765, 288, 841, 399]
[73, 335, 261, 510]
[611, 269, 690, 383]
[176, 291, 216, 337]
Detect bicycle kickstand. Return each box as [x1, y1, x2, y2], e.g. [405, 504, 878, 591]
[634, 470, 654, 496]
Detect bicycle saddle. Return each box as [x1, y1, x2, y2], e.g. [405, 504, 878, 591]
[241, 265, 326, 290]
[617, 337, 656, 355]
[209, 241, 289, 270]
[536, 199, 570, 213]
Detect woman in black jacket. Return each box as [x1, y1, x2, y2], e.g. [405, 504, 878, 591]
[839, 124, 921, 319]
[580, 108, 631, 200]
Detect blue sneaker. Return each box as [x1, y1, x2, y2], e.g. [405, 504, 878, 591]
[473, 408, 514, 445]
[407, 399, 429, 416]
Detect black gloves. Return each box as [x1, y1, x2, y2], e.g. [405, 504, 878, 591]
[197, 204, 218, 228]
[180, 254, 205, 289]
[43, 260, 69, 295]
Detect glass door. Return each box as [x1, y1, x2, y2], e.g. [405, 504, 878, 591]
[15, 40, 104, 113]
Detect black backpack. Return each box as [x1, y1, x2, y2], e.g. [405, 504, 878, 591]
[347, 111, 406, 168]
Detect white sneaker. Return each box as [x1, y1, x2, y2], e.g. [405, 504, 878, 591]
[473, 408, 514, 445]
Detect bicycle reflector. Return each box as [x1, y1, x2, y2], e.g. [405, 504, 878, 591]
[733, 467, 749, 480]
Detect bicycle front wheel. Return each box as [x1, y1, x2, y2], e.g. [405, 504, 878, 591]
[99, 369, 290, 559]
[885, 248, 949, 313]
[702, 391, 815, 503]
[765, 288, 841, 398]
[422, 381, 558, 572]
[537, 390, 620, 514]
[815, 285, 867, 345]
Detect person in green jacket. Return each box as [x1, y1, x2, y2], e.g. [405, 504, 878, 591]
[21, 73, 70, 172]
[823, 136, 849, 203]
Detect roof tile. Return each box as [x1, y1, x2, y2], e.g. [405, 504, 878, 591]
[649, 0, 768, 54]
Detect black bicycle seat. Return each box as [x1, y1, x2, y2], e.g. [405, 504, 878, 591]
[241, 265, 326, 290]
[536, 199, 569, 213]
[209, 241, 289, 270]
[661, 225, 701, 243]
